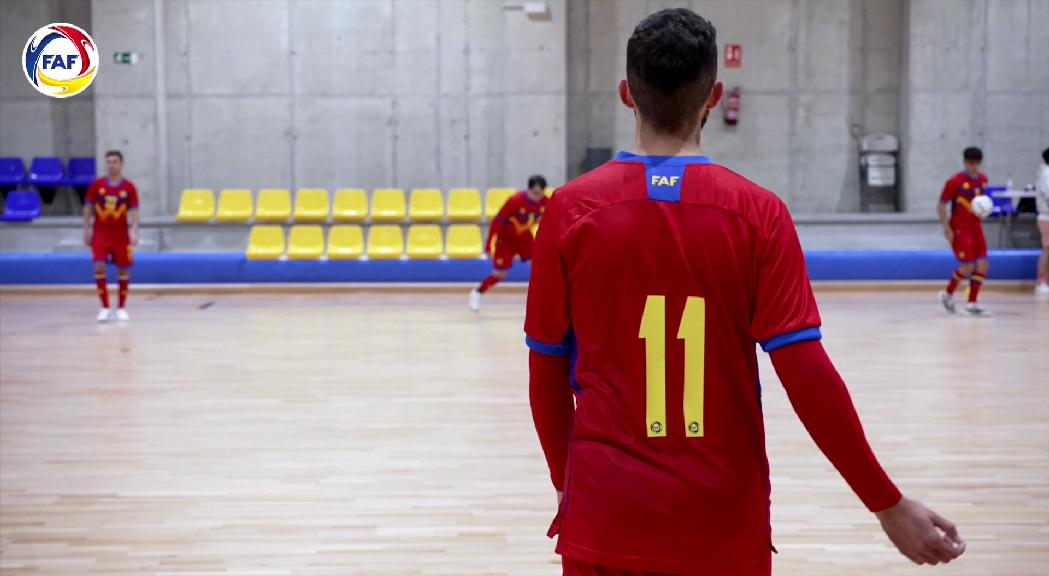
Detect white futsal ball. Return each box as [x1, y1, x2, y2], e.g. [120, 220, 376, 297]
[971, 195, 994, 219]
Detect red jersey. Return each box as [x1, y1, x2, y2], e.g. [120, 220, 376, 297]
[525, 152, 821, 575]
[940, 171, 988, 233]
[490, 191, 547, 242]
[86, 177, 138, 238]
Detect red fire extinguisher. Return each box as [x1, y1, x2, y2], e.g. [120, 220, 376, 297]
[723, 86, 741, 125]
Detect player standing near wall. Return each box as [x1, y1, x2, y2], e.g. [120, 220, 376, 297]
[938, 147, 991, 315]
[84, 150, 139, 322]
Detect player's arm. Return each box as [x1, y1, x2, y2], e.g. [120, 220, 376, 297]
[128, 184, 140, 245]
[770, 341, 899, 509]
[770, 342, 964, 565]
[938, 181, 954, 243]
[755, 199, 964, 566]
[485, 198, 514, 254]
[524, 195, 574, 500]
[129, 209, 140, 245]
[529, 349, 574, 495]
[82, 183, 96, 246]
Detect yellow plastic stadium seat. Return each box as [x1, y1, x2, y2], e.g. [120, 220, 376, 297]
[447, 188, 482, 222]
[446, 224, 483, 259]
[176, 189, 215, 222]
[216, 189, 254, 222]
[486, 188, 516, 220]
[286, 225, 324, 260]
[294, 188, 330, 222]
[409, 188, 444, 222]
[332, 188, 368, 222]
[246, 225, 285, 260]
[370, 188, 406, 222]
[407, 225, 443, 259]
[367, 225, 404, 259]
[255, 188, 292, 222]
[327, 225, 364, 259]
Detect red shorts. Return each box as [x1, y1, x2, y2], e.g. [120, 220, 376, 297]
[951, 229, 987, 262]
[492, 235, 533, 270]
[92, 236, 133, 267]
[562, 556, 672, 576]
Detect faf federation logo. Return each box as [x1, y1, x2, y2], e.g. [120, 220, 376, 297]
[23, 23, 98, 98]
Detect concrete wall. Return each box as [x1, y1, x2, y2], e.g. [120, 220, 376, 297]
[567, 0, 904, 212]
[88, 0, 567, 216]
[902, 0, 1049, 211]
[0, 0, 96, 160]
[3, 0, 1046, 217]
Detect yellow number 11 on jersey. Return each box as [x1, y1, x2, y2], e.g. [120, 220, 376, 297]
[639, 295, 705, 438]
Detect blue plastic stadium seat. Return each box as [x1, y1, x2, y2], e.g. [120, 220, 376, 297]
[0, 157, 26, 187]
[25, 157, 64, 186]
[64, 157, 96, 187]
[1, 190, 42, 222]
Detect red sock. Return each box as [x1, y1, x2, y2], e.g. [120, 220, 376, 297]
[118, 271, 129, 308]
[478, 274, 502, 294]
[95, 274, 109, 308]
[946, 268, 966, 294]
[968, 272, 985, 303]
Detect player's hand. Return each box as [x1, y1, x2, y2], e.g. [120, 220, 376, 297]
[556, 490, 563, 508]
[944, 228, 954, 244]
[84, 230, 92, 246]
[876, 496, 965, 565]
[130, 229, 139, 246]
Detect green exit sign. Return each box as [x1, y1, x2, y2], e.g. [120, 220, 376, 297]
[113, 52, 138, 65]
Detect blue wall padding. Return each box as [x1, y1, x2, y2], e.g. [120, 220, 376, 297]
[0, 250, 1039, 285]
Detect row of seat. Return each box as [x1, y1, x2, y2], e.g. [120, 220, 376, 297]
[178, 186, 551, 224]
[0, 157, 95, 188]
[246, 224, 485, 260]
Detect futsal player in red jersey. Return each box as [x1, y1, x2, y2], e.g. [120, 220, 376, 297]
[83, 150, 139, 323]
[525, 9, 965, 575]
[469, 175, 548, 312]
[938, 147, 990, 315]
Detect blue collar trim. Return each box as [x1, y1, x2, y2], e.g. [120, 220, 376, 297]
[614, 151, 714, 166]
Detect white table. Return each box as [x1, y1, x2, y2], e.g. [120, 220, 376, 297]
[989, 189, 1039, 247]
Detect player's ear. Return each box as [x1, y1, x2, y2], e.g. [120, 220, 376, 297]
[705, 81, 724, 110]
[618, 79, 635, 109]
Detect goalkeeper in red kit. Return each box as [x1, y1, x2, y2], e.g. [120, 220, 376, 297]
[525, 9, 965, 576]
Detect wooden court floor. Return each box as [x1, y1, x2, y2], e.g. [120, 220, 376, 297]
[1, 289, 1046, 575]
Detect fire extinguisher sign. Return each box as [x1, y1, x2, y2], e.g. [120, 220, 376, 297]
[725, 44, 742, 68]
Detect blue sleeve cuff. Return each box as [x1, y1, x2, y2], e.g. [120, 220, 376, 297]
[759, 326, 822, 352]
[526, 332, 575, 356]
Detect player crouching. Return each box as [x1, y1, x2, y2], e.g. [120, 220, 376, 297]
[469, 175, 548, 312]
[84, 150, 140, 322]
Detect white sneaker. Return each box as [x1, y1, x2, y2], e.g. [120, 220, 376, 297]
[938, 291, 956, 313]
[1036, 283, 1049, 297]
[115, 308, 130, 322]
[468, 288, 481, 312]
[964, 302, 987, 316]
[96, 308, 112, 323]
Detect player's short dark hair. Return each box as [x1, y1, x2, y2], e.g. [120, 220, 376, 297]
[527, 175, 547, 190]
[626, 8, 718, 136]
[963, 147, 983, 162]
[105, 150, 123, 162]
[1042, 147, 1049, 164]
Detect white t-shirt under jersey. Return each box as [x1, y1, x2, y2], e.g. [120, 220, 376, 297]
[1037, 163, 1049, 221]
